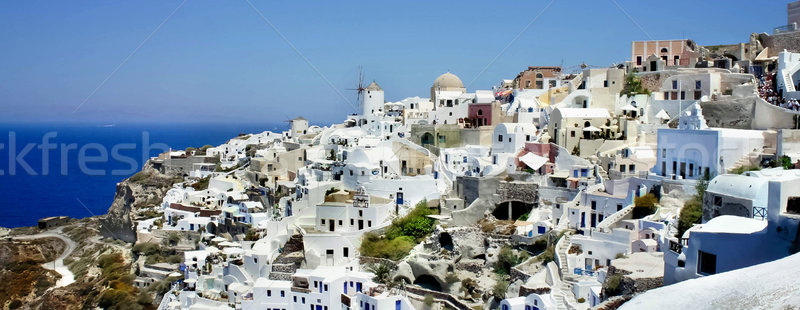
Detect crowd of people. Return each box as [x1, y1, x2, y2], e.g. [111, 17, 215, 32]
[757, 73, 800, 111]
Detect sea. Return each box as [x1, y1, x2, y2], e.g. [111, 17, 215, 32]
[0, 122, 289, 228]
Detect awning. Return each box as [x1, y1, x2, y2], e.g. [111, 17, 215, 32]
[655, 109, 671, 120]
[583, 126, 602, 132]
[621, 104, 637, 111]
[519, 152, 548, 170]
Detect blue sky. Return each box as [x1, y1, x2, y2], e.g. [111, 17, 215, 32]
[0, 0, 790, 125]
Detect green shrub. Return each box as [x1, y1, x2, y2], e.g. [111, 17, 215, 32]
[730, 165, 760, 174]
[603, 274, 623, 296]
[677, 197, 703, 238]
[445, 273, 459, 283]
[360, 200, 437, 260]
[492, 280, 508, 300]
[494, 246, 527, 275]
[536, 245, 555, 265]
[577, 297, 586, 303]
[632, 193, 659, 219]
[424, 293, 434, 306]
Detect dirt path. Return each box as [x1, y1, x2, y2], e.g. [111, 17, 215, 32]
[11, 227, 77, 287]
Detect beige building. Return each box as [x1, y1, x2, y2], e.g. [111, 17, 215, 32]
[631, 39, 697, 71]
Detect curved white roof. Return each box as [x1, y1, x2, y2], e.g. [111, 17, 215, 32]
[706, 174, 770, 208]
[695, 215, 767, 234]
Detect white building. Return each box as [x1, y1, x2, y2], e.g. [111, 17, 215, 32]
[652, 103, 766, 180]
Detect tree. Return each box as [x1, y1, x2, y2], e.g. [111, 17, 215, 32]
[622, 73, 651, 96]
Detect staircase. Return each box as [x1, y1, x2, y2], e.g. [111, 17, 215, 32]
[268, 234, 304, 281]
[553, 233, 586, 310]
[728, 152, 762, 173]
[784, 70, 796, 92]
[596, 204, 634, 231]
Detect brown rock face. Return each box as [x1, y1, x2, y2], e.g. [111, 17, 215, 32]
[99, 161, 179, 243]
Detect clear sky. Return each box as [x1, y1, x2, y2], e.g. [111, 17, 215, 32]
[0, 0, 791, 125]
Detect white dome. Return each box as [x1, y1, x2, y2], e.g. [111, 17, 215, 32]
[432, 72, 464, 89]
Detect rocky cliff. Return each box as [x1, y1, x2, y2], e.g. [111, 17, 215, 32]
[100, 161, 180, 243]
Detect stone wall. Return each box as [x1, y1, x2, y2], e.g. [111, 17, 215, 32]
[760, 31, 800, 57]
[497, 181, 538, 203]
[518, 286, 551, 298]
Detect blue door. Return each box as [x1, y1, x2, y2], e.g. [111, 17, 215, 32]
[538, 226, 546, 234]
[396, 300, 401, 310]
[356, 282, 362, 292]
[316, 305, 322, 310]
[344, 282, 347, 294]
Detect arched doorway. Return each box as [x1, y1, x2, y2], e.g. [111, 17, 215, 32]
[421, 132, 434, 146]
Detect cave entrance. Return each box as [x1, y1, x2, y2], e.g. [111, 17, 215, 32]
[413, 274, 442, 292]
[440, 232, 454, 251]
[493, 201, 534, 221]
[206, 222, 217, 235]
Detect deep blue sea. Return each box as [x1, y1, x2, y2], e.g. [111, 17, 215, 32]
[0, 122, 288, 228]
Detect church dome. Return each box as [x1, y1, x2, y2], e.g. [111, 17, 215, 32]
[432, 72, 464, 89]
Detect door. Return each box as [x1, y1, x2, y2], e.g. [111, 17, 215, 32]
[329, 219, 335, 232]
[680, 162, 686, 179]
[358, 220, 364, 230]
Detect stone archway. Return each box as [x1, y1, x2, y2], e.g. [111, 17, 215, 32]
[206, 222, 217, 235]
[439, 232, 454, 251]
[413, 274, 442, 292]
[421, 132, 434, 146]
[492, 200, 534, 221]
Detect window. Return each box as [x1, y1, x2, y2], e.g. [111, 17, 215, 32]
[281, 290, 285, 297]
[694, 90, 702, 100]
[629, 164, 636, 173]
[695, 80, 702, 89]
[680, 91, 685, 100]
[294, 296, 297, 302]
[661, 47, 668, 53]
[498, 134, 503, 142]
[787, 197, 800, 215]
[620, 165, 626, 173]
[591, 201, 597, 210]
[713, 196, 722, 207]
[698, 250, 717, 275]
[368, 220, 372, 227]
[350, 219, 354, 226]
[321, 219, 325, 225]
[636, 56, 642, 65]
[672, 80, 678, 89]
[603, 80, 608, 87]
[324, 284, 328, 291]
[267, 290, 271, 297]
[343, 247, 349, 257]
[526, 135, 531, 141]
[617, 204, 623, 211]
[674, 55, 680, 65]
[570, 131, 575, 137]
[338, 220, 343, 226]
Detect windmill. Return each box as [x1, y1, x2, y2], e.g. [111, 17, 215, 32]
[346, 66, 365, 111]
